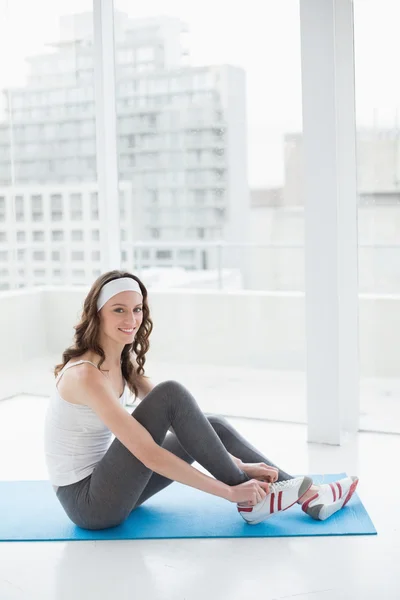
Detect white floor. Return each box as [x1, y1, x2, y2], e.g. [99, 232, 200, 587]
[0, 394, 399, 599]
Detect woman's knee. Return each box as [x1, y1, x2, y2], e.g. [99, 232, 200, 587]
[144, 380, 202, 420]
[153, 379, 189, 399]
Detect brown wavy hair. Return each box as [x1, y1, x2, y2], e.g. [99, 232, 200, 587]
[54, 270, 153, 398]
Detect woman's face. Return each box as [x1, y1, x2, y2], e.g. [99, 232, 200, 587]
[99, 290, 144, 344]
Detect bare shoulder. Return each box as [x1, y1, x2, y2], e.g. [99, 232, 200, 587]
[58, 356, 158, 467]
[57, 360, 105, 407]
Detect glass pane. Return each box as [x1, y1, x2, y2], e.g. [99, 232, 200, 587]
[0, 2, 97, 290]
[113, 2, 305, 422]
[354, 0, 400, 433]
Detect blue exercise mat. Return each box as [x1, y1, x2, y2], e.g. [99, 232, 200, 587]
[0, 473, 376, 542]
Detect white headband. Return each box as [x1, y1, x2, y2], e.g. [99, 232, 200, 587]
[97, 277, 143, 312]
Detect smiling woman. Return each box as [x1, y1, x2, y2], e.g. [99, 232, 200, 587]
[43, 269, 358, 531]
[112, 302, 144, 337]
[53, 271, 152, 398]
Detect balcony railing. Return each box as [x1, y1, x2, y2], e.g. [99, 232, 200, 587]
[1, 240, 400, 292]
[0, 285, 399, 434]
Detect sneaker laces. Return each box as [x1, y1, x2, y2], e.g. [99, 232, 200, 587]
[237, 477, 301, 507]
[269, 478, 300, 492]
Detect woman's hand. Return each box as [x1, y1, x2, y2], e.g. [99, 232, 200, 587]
[241, 462, 279, 483]
[226, 479, 271, 505]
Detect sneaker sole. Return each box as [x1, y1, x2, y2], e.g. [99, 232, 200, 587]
[310, 477, 359, 521]
[239, 476, 313, 525]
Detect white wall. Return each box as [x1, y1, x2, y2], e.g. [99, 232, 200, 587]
[0, 287, 399, 379]
[0, 288, 46, 365]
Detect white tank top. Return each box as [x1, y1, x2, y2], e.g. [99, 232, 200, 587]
[44, 359, 128, 488]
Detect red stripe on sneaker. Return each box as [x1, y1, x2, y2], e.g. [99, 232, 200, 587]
[336, 482, 343, 499]
[342, 478, 359, 509]
[237, 506, 253, 513]
[329, 483, 337, 502]
[270, 493, 275, 514]
[278, 491, 282, 511]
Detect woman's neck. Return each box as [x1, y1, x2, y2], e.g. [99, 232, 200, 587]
[83, 351, 122, 371]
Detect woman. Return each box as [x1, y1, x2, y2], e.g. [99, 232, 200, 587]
[44, 270, 359, 531]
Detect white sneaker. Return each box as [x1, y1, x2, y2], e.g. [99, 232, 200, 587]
[302, 476, 359, 521]
[237, 476, 313, 525]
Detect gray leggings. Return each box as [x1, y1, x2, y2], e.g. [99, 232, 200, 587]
[56, 380, 293, 530]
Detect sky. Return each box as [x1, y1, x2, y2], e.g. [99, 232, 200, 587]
[0, 0, 399, 187]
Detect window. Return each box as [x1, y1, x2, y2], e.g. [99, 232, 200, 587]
[156, 250, 172, 259]
[33, 269, 46, 277]
[179, 249, 195, 260]
[33, 250, 45, 260]
[16, 231, 26, 242]
[149, 190, 158, 204]
[51, 194, 63, 221]
[119, 191, 126, 218]
[91, 229, 100, 241]
[112, 2, 306, 424]
[91, 250, 100, 261]
[0, 232, 6, 242]
[194, 190, 206, 205]
[31, 195, 43, 221]
[71, 230, 84, 241]
[71, 251, 84, 261]
[213, 188, 225, 201]
[354, 1, 400, 433]
[0, 196, 5, 221]
[15, 196, 24, 221]
[52, 251, 61, 261]
[33, 231, 45, 242]
[53, 269, 61, 277]
[70, 193, 83, 220]
[137, 249, 150, 261]
[90, 192, 99, 219]
[17, 249, 26, 261]
[52, 230, 64, 241]
[72, 269, 85, 278]
[0, 250, 7, 261]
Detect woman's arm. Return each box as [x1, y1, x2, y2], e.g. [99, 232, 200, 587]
[76, 369, 234, 502]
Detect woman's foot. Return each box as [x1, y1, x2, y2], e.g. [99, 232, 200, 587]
[301, 476, 359, 521]
[237, 476, 313, 525]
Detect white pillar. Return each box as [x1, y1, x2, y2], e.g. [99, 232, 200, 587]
[93, 0, 121, 271]
[300, 0, 359, 444]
